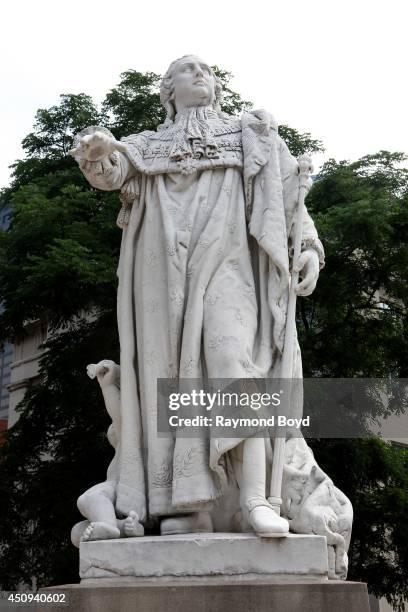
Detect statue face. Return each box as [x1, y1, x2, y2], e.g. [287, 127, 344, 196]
[171, 56, 215, 110]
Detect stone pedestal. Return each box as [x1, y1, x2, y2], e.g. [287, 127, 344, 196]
[80, 533, 329, 582]
[37, 534, 370, 611]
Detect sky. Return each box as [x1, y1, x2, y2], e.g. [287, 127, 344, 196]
[1, 0, 407, 188]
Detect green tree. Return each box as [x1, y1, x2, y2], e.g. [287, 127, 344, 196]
[8, 94, 101, 193]
[0, 86, 121, 585]
[278, 124, 324, 157]
[300, 151, 408, 379]
[312, 438, 408, 611]
[300, 151, 408, 610]
[0, 317, 117, 587]
[101, 70, 164, 138]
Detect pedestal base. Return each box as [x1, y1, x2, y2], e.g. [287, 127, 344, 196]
[39, 581, 370, 612]
[36, 533, 370, 611]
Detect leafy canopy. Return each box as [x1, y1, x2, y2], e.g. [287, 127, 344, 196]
[300, 151, 408, 378]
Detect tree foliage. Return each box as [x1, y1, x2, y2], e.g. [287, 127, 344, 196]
[8, 94, 101, 192]
[0, 67, 407, 609]
[300, 151, 408, 610]
[300, 151, 408, 378]
[311, 438, 408, 611]
[278, 124, 324, 157]
[0, 316, 117, 587]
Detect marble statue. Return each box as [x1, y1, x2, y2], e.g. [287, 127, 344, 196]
[70, 55, 353, 580]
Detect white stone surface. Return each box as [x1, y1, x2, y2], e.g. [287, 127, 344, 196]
[80, 533, 329, 583]
[71, 54, 353, 580]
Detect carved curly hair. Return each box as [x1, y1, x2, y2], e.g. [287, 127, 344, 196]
[160, 55, 224, 123]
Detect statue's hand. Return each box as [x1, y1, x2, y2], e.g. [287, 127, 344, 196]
[87, 360, 120, 387]
[69, 130, 127, 162]
[293, 249, 319, 296]
[97, 360, 120, 387]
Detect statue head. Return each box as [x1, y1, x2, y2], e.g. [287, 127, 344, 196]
[160, 55, 223, 121]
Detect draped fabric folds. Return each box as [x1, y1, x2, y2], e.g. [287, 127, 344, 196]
[79, 109, 324, 521]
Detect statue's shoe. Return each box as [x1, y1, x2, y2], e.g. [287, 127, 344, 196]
[248, 505, 289, 538]
[160, 511, 213, 536]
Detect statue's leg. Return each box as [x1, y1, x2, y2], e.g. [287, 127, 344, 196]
[234, 437, 289, 537]
[77, 481, 121, 541]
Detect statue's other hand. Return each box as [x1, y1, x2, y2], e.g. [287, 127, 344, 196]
[96, 360, 120, 387]
[87, 360, 120, 387]
[293, 249, 319, 297]
[69, 131, 127, 162]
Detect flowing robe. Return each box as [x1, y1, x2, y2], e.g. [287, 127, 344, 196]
[78, 108, 325, 521]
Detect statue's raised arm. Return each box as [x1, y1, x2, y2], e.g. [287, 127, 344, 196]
[70, 126, 136, 191]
